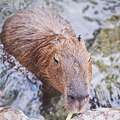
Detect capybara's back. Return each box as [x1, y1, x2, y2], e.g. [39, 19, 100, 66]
[1, 8, 92, 113]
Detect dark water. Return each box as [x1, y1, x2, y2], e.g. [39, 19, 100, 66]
[0, 0, 120, 120]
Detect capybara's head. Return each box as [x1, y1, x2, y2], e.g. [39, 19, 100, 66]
[1, 8, 92, 113]
[47, 36, 92, 113]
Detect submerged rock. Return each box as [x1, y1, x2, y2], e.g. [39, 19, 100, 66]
[0, 107, 44, 120]
[71, 108, 120, 120]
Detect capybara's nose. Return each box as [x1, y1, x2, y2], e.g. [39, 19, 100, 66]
[67, 94, 89, 103]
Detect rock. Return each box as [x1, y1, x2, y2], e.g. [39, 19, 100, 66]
[0, 107, 44, 120]
[71, 108, 120, 120]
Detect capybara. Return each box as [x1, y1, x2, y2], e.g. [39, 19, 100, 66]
[0, 8, 92, 113]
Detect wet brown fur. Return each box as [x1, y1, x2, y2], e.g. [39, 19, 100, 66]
[1, 8, 92, 112]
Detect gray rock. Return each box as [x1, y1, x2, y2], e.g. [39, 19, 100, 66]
[71, 108, 120, 120]
[0, 107, 44, 120]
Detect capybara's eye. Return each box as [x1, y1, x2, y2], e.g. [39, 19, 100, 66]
[88, 57, 91, 62]
[84, 94, 89, 102]
[54, 53, 60, 64]
[85, 94, 89, 99]
[54, 57, 59, 64]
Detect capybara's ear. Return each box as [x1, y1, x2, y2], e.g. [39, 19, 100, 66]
[78, 35, 84, 42]
[78, 35, 81, 41]
[55, 38, 61, 44]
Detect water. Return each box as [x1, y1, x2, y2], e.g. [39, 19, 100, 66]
[0, 0, 120, 120]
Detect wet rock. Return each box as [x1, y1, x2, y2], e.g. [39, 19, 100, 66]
[71, 108, 120, 120]
[0, 107, 44, 120]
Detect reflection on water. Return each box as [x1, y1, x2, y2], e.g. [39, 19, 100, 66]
[0, 0, 120, 120]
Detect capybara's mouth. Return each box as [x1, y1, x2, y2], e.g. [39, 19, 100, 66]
[65, 97, 89, 113]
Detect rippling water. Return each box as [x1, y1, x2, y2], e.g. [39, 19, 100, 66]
[0, 0, 120, 120]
